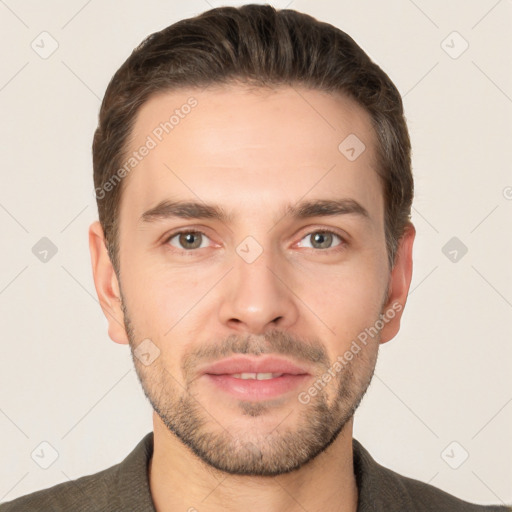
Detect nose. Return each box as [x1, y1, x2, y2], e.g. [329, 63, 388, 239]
[217, 243, 300, 335]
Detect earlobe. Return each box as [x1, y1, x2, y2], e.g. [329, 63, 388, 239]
[88, 221, 129, 345]
[379, 223, 416, 344]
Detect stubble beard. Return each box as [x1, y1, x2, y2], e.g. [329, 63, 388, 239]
[122, 300, 380, 476]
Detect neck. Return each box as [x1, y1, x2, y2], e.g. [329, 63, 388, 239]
[148, 413, 358, 512]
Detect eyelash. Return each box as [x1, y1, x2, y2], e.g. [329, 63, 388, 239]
[163, 228, 348, 254]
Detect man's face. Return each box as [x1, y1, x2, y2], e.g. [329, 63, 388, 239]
[95, 85, 410, 476]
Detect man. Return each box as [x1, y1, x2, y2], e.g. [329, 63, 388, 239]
[1, 4, 509, 511]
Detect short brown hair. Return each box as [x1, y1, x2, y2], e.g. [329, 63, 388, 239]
[93, 4, 413, 274]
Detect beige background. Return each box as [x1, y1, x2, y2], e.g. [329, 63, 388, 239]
[0, 0, 511, 506]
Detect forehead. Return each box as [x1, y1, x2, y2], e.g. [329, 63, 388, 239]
[119, 84, 383, 232]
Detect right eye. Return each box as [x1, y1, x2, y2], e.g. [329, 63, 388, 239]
[165, 230, 212, 251]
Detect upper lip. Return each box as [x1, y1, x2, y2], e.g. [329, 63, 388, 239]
[200, 356, 311, 376]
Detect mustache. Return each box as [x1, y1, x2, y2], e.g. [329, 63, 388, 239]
[182, 330, 330, 374]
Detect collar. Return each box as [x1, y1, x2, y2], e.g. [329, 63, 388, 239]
[115, 431, 412, 512]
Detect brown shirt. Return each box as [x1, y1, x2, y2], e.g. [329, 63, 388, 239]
[0, 432, 509, 511]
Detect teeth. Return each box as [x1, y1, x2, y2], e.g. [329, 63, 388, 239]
[231, 372, 284, 380]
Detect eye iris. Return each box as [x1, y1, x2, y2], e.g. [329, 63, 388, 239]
[312, 232, 332, 249]
[179, 232, 202, 249]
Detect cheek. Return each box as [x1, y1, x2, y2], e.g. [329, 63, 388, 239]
[122, 266, 216, 373]
[301, 261, 386, 352]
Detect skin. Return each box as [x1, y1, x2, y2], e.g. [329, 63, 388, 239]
[89, 84, 415, 512]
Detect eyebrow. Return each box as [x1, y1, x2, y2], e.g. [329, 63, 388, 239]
[139, 198, 371, 226]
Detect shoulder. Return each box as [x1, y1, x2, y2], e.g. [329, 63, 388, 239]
[0, 463, 121, 511]
[0, 432, 155, 512]
[352, 438, 511, 512]
[385, 465, 509, 512]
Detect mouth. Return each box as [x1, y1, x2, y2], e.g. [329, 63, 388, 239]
[199, 356, 312, 401]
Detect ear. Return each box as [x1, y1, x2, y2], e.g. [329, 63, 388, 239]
[88, 221, 129, 345]
[379, 222, 416, 344]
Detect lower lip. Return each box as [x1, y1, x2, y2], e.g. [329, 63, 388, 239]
[204, 374, 310, 400]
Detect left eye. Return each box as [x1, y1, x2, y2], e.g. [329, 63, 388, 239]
[297, 230, 344, 250]
[296, 230, 343, 249]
